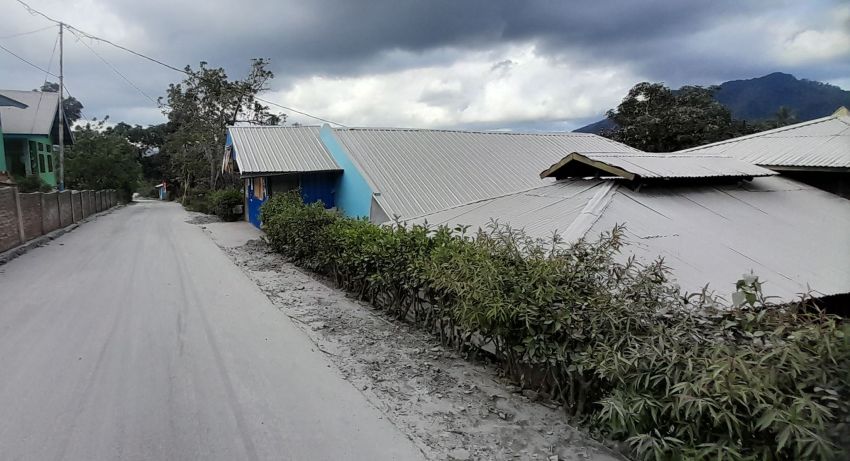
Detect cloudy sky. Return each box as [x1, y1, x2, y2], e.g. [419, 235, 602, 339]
[2, 0, 849, 130]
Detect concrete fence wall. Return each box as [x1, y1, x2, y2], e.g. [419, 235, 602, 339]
[0, 188, 21, 253]
[42, 192, 60, 234]
[59, 191, 73, 228]
[20, 193, 43, 242]
[0, 188, 119, 253]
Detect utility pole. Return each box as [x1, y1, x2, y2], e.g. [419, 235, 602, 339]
[57, 22, 64, 191]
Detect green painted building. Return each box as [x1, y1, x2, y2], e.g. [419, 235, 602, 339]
[0, 89, 73, 188]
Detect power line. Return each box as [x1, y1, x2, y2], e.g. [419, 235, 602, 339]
[15, 0, 347, 127]
[0, 42, 58, 77]
[29, 29, 60, 133]
[0, 24, 56, 40]
[67, 28, 162, 107]
[255, 97, 348, 127]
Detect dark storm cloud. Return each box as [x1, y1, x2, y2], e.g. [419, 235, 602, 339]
[2, 0, 847, 126]
[108, 0, 772, 79]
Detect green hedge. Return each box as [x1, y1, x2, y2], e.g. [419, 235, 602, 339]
[209, 188, 243, 221]
[261, 191, 849, 460]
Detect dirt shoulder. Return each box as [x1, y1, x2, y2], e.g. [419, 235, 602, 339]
[199, 220, 623, 461]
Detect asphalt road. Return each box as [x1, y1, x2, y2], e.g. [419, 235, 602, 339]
[0, 201, 425, 461]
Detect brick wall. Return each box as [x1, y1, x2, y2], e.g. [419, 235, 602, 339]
[71, 191, 82, 222]
[0, 188, 22, 252]
[19, 193, 42, 241]
[1, 188, 117, 252]
[58, 191, 73, 227]
[42, 192, 60, 234]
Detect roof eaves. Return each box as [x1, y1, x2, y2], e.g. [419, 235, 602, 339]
[540, 152, 637, 180]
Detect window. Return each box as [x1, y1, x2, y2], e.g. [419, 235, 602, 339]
[47, 155, 53, 172]
[38, 143, 45, 152]
[39, 154, 46, 173]
[252, 177, 266, 199]
[28, 141, 38, 173]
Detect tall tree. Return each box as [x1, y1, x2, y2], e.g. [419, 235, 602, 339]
[111, 122, 172, 182]
[65, 120, 142, 200]
[34, 81, 84, 125]
[773, 106, 796, 127]
[162, 59, 284, 192]
[605, 82, 737, 152]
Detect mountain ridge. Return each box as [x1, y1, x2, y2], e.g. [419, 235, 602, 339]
[574, 72, 850, 134]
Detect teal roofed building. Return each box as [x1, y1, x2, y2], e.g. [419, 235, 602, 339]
[0, 89, 74, 188]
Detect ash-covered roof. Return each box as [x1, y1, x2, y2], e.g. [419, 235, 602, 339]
[330, 127, 640, 218]
[228, 126, 341, 176]
[679, 107, 850, 170]
[0, 90, 61, 136]
[407, 175, 850, 301]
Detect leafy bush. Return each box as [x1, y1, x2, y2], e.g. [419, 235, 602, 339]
[14, 175, 52, 193]
[260, 192, 850, 460]
[209, 188, 243, 221]
[181, 190, 210, 214]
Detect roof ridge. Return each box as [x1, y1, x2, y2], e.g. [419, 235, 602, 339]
[227, 125, 321, 129]
[336, 126, 597, 137]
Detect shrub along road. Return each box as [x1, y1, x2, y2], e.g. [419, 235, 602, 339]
[0, 201, 424, 460]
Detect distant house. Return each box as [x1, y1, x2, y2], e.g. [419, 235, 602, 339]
[0, 89, 74, 188]
[679, 107, 850, 198]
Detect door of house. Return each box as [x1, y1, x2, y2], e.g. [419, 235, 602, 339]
[247, 177, 267, 228]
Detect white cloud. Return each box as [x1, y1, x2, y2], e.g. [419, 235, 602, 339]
[773, 5, 850, 65]
[271, 44, 638, 129]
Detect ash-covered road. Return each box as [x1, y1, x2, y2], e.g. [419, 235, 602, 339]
[0, 200, 424, 461]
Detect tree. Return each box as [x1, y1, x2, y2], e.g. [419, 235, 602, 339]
[109, 122, 173, 184]
[162, 59, 284, 194]
[34, 81, 84, 125]
[773, 106, 796, 127]
[65, 120, 142, 200]
[605, 82, 738, 152]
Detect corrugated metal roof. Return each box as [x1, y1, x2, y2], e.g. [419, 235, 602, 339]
[540, 152, 776, 180]
[680, 108, 850, 169]
[331, 128, 640, 218]
[408, 175, 850, 301]
[228, 126, 341, 176]
[0, 90, 59, 135]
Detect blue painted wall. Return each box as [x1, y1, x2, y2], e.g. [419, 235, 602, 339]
[319, 125, 373, 218]
[299, 172, 337, 208]
[246, 177, 266, 228]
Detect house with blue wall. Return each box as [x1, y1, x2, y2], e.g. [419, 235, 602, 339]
[224, 126, 343, 227]
[224, 123, 643, 227]
[223, 123, 850, 312]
